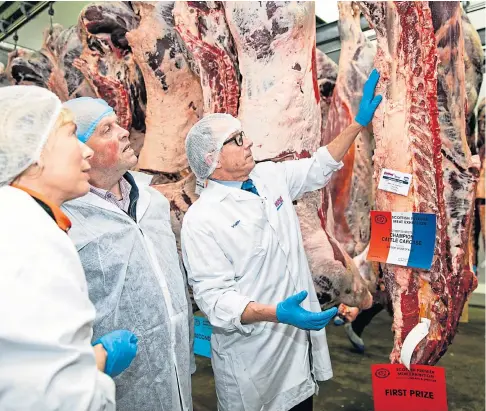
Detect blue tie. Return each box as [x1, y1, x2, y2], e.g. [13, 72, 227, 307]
[241, 179, 259, 196]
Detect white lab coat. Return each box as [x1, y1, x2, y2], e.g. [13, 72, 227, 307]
[0, 185, 115, 411]
[182, 146, 343, 411]
[62, 171, 194, 411]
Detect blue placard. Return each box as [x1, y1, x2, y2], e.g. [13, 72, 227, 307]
[194, 315, 212, 358]
[407, 213, 437, 269]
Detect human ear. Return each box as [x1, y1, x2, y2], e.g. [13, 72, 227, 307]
[204, 152, 213, 166]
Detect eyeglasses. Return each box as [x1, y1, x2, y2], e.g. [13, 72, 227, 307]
[223, 131, 245, 147]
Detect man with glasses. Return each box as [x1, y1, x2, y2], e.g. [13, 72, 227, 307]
[181, 70, 382, 411]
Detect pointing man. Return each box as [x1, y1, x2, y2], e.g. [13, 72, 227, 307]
[181, 70, 382, 411]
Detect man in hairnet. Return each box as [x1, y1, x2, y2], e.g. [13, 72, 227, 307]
[61, 97, 195, 411]
[181, 70, 382, 411]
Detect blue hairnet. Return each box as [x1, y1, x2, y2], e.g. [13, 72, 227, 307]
[62, 97, 115, 143]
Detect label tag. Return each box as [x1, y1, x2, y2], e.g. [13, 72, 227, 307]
[193, 315, 212, 358]
[195, 179, 207, 195]
[400, 318, 431, 370]
[367, 211, 436, 270]
[371, 364, 448, 411]
[378, 168, 413, 196]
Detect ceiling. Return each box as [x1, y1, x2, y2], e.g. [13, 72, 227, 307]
[0, 1, 51, 43]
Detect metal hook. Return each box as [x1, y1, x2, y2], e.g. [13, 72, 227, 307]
[19, 2, 27, 16]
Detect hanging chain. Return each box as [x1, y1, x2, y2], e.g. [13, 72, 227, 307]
[48, 2, 55, 35]
[13, 31, 18, 50]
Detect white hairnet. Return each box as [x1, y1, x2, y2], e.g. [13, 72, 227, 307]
[0, 85, 62, 187]
[62, 97, 114, 143]
[185, 113, 241, 180]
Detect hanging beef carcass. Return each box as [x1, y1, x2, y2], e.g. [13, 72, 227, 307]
[359, 1, 479, 365]
[127, 2, 204, 175]
[6, 25, 95, 100]
[462, 8, 485, 271]
[218, 1, 372, 309]
[430, 1, 480, 363]
[316, 50, 373, 299]
[75, 2, 147, 154]
[322, 2, 375, 259]
[42, 25, 96, 100]
[7, 48, 50, 88]
[123, 1, 205, 246]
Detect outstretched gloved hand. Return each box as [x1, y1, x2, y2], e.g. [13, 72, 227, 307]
[93, 330, 138, 377]
[355, 68, 383, 127]
[276, 291, 338, 331]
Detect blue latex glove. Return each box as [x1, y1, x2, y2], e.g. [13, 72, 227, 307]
[93, 330, 138, 377]
[276, 291, 338, 331]
[355, 68, 383, 127]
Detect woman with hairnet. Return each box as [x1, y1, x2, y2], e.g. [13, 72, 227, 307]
[0, 85, 138, 410]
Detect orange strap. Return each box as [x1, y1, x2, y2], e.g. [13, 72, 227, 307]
[11, 184, 72, 232]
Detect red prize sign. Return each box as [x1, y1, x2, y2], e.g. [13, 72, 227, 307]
[371, 364, 448, 411]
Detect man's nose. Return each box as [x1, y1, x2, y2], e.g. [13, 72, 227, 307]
[118, 125, 130, 140]
[244, 137, 253, 149]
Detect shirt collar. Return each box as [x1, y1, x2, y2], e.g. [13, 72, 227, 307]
[210, 178, 243, 189]
[89, 176, 131, 199]
[203, 171, 262, 202]
[10, 184, 72, 232]
[89, 176, 132, 212]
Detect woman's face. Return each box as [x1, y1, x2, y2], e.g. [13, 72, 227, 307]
[40, 121, 93, 204]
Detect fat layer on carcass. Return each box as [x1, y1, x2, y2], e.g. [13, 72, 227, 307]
[315, 48, 337, 132]
[174, 1, 240, 116]
[224, 1, 321, 160]
[359, 0, 479, 365]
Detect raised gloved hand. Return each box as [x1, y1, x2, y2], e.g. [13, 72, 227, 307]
[276, 291, 338, 331]
[355, 68, 383, 127]
[93, 330, 138, 377]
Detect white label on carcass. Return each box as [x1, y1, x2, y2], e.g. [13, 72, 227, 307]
[400, 317, 431, 370]
[378, 168, 413, 196]
[195, 179, 207, 195]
